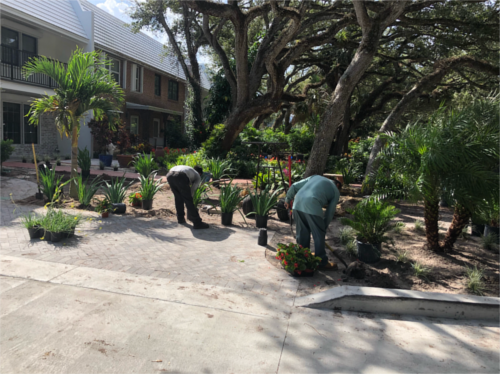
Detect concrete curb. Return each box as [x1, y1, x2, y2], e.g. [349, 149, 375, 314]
[294, 286, 500, 321]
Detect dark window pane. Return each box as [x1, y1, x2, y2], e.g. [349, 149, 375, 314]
[155, 74, 161, 96]
[22, 34, 36, 53]
[168, 80, 178, 101]
[1, 27, 18, 49]
[23, 105, 37, 144]
[3, 102, 21, 144]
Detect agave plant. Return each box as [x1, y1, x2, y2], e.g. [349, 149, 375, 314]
[375, 95, 499, 251]
[102, 175, 133, 203]
[247, 186, 281, 217]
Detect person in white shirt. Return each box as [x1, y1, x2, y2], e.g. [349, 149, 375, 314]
[166, 165, 209, 229]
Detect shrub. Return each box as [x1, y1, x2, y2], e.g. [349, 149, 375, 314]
[77, 147, 91, 171]
[465, 266, 485, 295]
[202, 124, 227, 159]
[138, 172, 166, 201]
[340, 199, 400, 245]
[133, 153, 159, 178]
[75, 175, 101, 207]
[1, 139, 14, 172]
[103, 175, 132, 203]
[275, 243, 322, 274]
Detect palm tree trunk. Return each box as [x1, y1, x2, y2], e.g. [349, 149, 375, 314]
[69, 126, 79, 199]
[443, 204, 470, 251]
[424, 197, 441, 251]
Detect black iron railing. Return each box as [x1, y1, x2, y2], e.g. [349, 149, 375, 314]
[0, 45, 65, 88]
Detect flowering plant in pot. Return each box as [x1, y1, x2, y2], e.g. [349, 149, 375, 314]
[219, 182, 245, 226]
[94, 199, 112, 218]
[138, 171, 166, 210]
[340, 199, 399, 263]
[21, 212, 44, 239]
[128, 192, 142, 207]
[275, 243, 321, 276]
[247, 186, 281, 228]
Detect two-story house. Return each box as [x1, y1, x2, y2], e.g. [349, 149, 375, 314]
[0, 0, 210, 159]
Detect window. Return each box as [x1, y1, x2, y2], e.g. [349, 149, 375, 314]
[3, 102, 21, 144]
[1, 27, 19, 65]
[153, 118, 160, 137]
[130, 116, 139, 135]
[109, 58, 120, 85]
[21, 34, 37, 66]
[23, 105, 38, 144]
[154, 74, 161, 96]
[168, 80, 179, 101]
[131, 64, 142, 92]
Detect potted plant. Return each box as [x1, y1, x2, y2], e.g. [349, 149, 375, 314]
[275, 243, 322, 276]
[102, 175, 132, 214]
[21, 212, 43, 239]
[78, 147, 91, 179]
[95, 199, 112, 218]
[128, 192, 142, 207]
[247, 186, 281, 228]
[56, 157, 61, 166]
[99, 161, 105, 170]
[133, 152, 159, 178]
[219, 182, 245, 226]
[139, 171, 166, 210]
[340, 199, 400, 263]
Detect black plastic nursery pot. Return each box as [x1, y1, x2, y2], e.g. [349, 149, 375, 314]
[28, 226, 42, 240]
[112, 203, 127, 214]
[471, 223, 485, 237]
[63, 229, 75, 239]
[48, 231, 63, 243]
[221, 212, 233, 226]
[276, 199, 289, 222]
[142, 199, 153, 210]
[357, 241, 381, 263]
[81, 169, 91, 179]
[484, 225, 499, 239]
[242, 195, 254, 218]
[256, 214, 268, 229]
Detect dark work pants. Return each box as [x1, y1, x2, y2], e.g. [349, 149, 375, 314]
[294, 210, 328, 266]
[166, 171, 202, 224]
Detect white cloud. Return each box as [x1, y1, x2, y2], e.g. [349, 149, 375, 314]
[96, 0, 132, 22]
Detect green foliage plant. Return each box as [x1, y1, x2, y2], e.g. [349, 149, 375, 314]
[275, 243, 322, 274]
[0, 139, 14, 173]
[412, 262, 430, 280]
[344, 240, 357, 258]
[94, 199, 112, 214]
[204, 158, 233, 181]
[133, 153, 159, 178]
[465, 266, 485, 295]
[339, 227, 356, 246]
[103, 175, 133, 203]
[247, 186, 281, 217]
[219, 182, 244, 213]
[396, 250, 409, 263]
[340, 199, 400, 245]
[77, 147, 91, 171]
[39, 165, 72, 203]
[42, 209, 82, 233]
[75, 175, 101, 207]
[337, 157, 358, 186]
[192, 183, 210, 207]
[20, 212, 43, 229]
[392, 222, 406, 235]
[138, 172, 166, 201]
[24, 49, 125, 199]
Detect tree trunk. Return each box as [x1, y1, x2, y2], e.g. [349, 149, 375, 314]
[69, 126, 79, 199]
[283, 107, 293, 134]
[331, 98, 352, 156]
[272, 110, 286, 130]
[442, 204, 471, 251]
[424, 197, 442, 251]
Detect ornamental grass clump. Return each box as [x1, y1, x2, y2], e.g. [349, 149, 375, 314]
[42, 209, 82, 234]
[219, 182, 244, 213]
[340, 199, 400, 245]
[20, 212, 43, 229]
[339, 227, 356, 245]
[77, 147, 91, 171]
[275, 243, 322, 274]
[133, 153, 159, 178]
[138, 172, 166, 201]
[204, 158, 233, 181]
[102, 175, 132, 203]
[75, 175, 101, 207]
[465, 266, 485, 295]
[247, 186, 281, 217]
[39, 166, 72, 203]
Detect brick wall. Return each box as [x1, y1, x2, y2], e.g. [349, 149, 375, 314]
[10, 113, 60, 159]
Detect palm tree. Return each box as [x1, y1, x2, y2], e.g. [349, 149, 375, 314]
[374, 95, 499, 251]
[24, 49, 125, 198]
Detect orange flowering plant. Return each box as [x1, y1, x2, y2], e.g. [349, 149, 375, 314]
[275, 243, 321, 274]
[128, 192, 142, 205]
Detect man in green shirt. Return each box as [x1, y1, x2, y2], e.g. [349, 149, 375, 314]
[284, 175, 341, 270]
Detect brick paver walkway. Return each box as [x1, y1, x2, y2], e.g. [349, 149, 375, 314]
[0, 177, 298, 297]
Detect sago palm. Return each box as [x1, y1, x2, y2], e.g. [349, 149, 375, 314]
[23, 49, 124, 198]
[375, 95, 499, 252]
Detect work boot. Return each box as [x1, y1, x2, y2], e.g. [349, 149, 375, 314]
[193, 222, 209, 229]
[177, 219, 186, 224]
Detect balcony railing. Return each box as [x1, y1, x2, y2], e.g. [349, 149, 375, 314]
[1, 45, 65, 88]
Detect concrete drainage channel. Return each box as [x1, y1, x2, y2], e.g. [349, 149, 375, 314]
[294, 286, 500, 321]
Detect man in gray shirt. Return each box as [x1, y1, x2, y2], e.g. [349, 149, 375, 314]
[167, 165, 209, 229]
